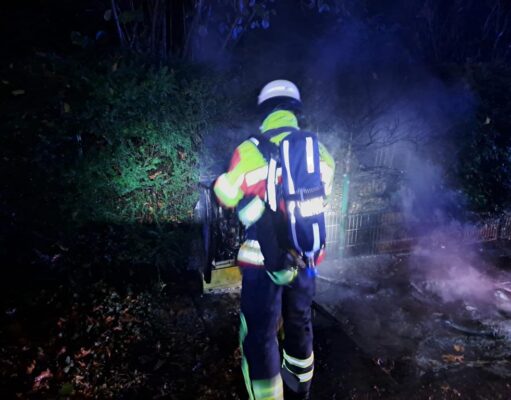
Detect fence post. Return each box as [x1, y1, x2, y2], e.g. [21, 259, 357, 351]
[338, 172, 351, 257]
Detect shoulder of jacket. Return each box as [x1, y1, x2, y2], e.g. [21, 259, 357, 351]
[233, 138, 267, 168]
[236, 138, 260, 153]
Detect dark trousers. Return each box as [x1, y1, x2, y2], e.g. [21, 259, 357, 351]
[240, 267, 316, 394]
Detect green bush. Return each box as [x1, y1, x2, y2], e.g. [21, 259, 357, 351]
[61, 59, 221, 225]
[1, 54, 229, 271]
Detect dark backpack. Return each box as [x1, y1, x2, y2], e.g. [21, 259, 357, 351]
[250, 127, 326, 266]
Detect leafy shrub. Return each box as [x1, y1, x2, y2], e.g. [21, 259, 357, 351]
[61, 58, 222, 225]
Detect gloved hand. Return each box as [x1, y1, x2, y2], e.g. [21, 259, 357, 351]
[266, 251, 302, 286]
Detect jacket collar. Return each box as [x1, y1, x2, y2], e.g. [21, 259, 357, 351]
[260, 110, 299, 133]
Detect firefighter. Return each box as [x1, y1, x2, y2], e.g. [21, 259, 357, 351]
[214, 80, 335, 400]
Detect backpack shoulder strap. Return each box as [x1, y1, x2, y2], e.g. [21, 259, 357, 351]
[249, 134, 275, 161]
[249, 127, 298, 159]
[248, 127, 299, 211]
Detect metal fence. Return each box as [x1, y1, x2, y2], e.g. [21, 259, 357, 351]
[329, 211, 511, 257]
[325, 210, 342, 250]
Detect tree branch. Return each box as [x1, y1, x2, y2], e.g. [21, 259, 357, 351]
[111, 0, 127, 47]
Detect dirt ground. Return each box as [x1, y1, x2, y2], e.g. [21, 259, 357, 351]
[315, 251, 511, 399]
[2, 250, 511, 399]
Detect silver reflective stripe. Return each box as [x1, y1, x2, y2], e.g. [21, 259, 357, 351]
[238, 196, 266, 227]
[297, 369, 314, 383]
[267, 158, 278, 211]
[298, 197, 324, 217]
[288, 201, 301, 252]
[312, 223, 320, 252]
[288, 201, 296, 224]
[283, 350, 314, 368]
[276, 167, 282, 179]
[245, 166, 268, 187]
[306, 137, 314, 173]
[238, 240, 265, 266]
[282, 140, 295, 195]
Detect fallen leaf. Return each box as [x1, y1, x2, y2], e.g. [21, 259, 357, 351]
[26, 360, 36, 374]
[12, 90, 25, 96]
[149, 171, 162, 180]
[441, 384, 450, 392]
[57, 243, 69, 252]
[178, 151, 186, 160]
[442, 354, 464, 363]
[453, 344, 464, 353]
[33, 368, 53, 389]
[63, 103, 71, 113]
[75, 347, 92, 359]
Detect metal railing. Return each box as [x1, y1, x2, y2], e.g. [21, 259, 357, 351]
[331, 212, 511, 257]
[325, 210, 342, 250]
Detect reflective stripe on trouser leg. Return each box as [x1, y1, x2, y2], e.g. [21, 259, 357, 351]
[240, 268, 284, 399]
[240, 313, 255, 400]
[281, 268, 316, 394]
[240, 313, 284, 400]
[281, 350, 314, 392]
[252, 376, 284, 400]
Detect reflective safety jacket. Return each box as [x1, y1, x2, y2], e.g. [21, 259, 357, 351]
[214, 110, 335, 268]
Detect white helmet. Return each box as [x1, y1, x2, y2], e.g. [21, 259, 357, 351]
[257, 79, 301, 106]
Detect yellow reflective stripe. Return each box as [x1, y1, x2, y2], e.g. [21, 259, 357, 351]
[240, 313, 255, 400]
[245, 166, 268, 186]
[238, 196, 266, 227]
[283, 350, 314, 369]
[241, 315, 284, 400]
[252, 375, 284, 400]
